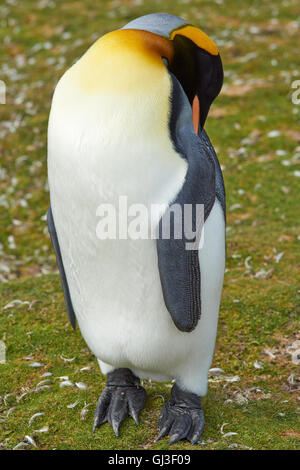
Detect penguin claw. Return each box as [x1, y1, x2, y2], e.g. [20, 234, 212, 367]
[93, 368, 146, 437]
[155, 423, 171, 442]
[187, 411, 205, 445]
[156, 384, 205, 446]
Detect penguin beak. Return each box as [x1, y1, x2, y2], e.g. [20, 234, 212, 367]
[192, 95, 200, 134]
[194, 51, 223, 131]
[168, 31, 223, 133]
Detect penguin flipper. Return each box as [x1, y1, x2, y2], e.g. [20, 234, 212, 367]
[156, 153, 215, 333]
[156, 73, 216, 333]
[47, 206, 76, 329]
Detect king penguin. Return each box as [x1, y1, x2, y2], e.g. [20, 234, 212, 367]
[47, 13, 226, 445]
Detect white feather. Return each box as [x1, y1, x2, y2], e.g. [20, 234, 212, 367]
[48, 66, 225, 396]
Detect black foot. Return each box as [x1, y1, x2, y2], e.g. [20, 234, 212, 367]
[156, 384, 205, 445]
[93, 368, 146, 437]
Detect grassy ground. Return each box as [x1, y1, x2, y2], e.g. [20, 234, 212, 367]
[0, 0, 299, 451]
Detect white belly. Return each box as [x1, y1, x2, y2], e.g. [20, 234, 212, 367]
[47, 83, 225, 395]
[49, 165, 225, 395]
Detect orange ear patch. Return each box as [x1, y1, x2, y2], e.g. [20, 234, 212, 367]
[170, 25, 218, 56]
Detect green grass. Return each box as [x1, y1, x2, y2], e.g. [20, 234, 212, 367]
[0, 0, 299, 450]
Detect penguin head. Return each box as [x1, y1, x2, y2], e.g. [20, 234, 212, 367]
[122, 13, 223, 131]
[54, 13, 222, 136]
